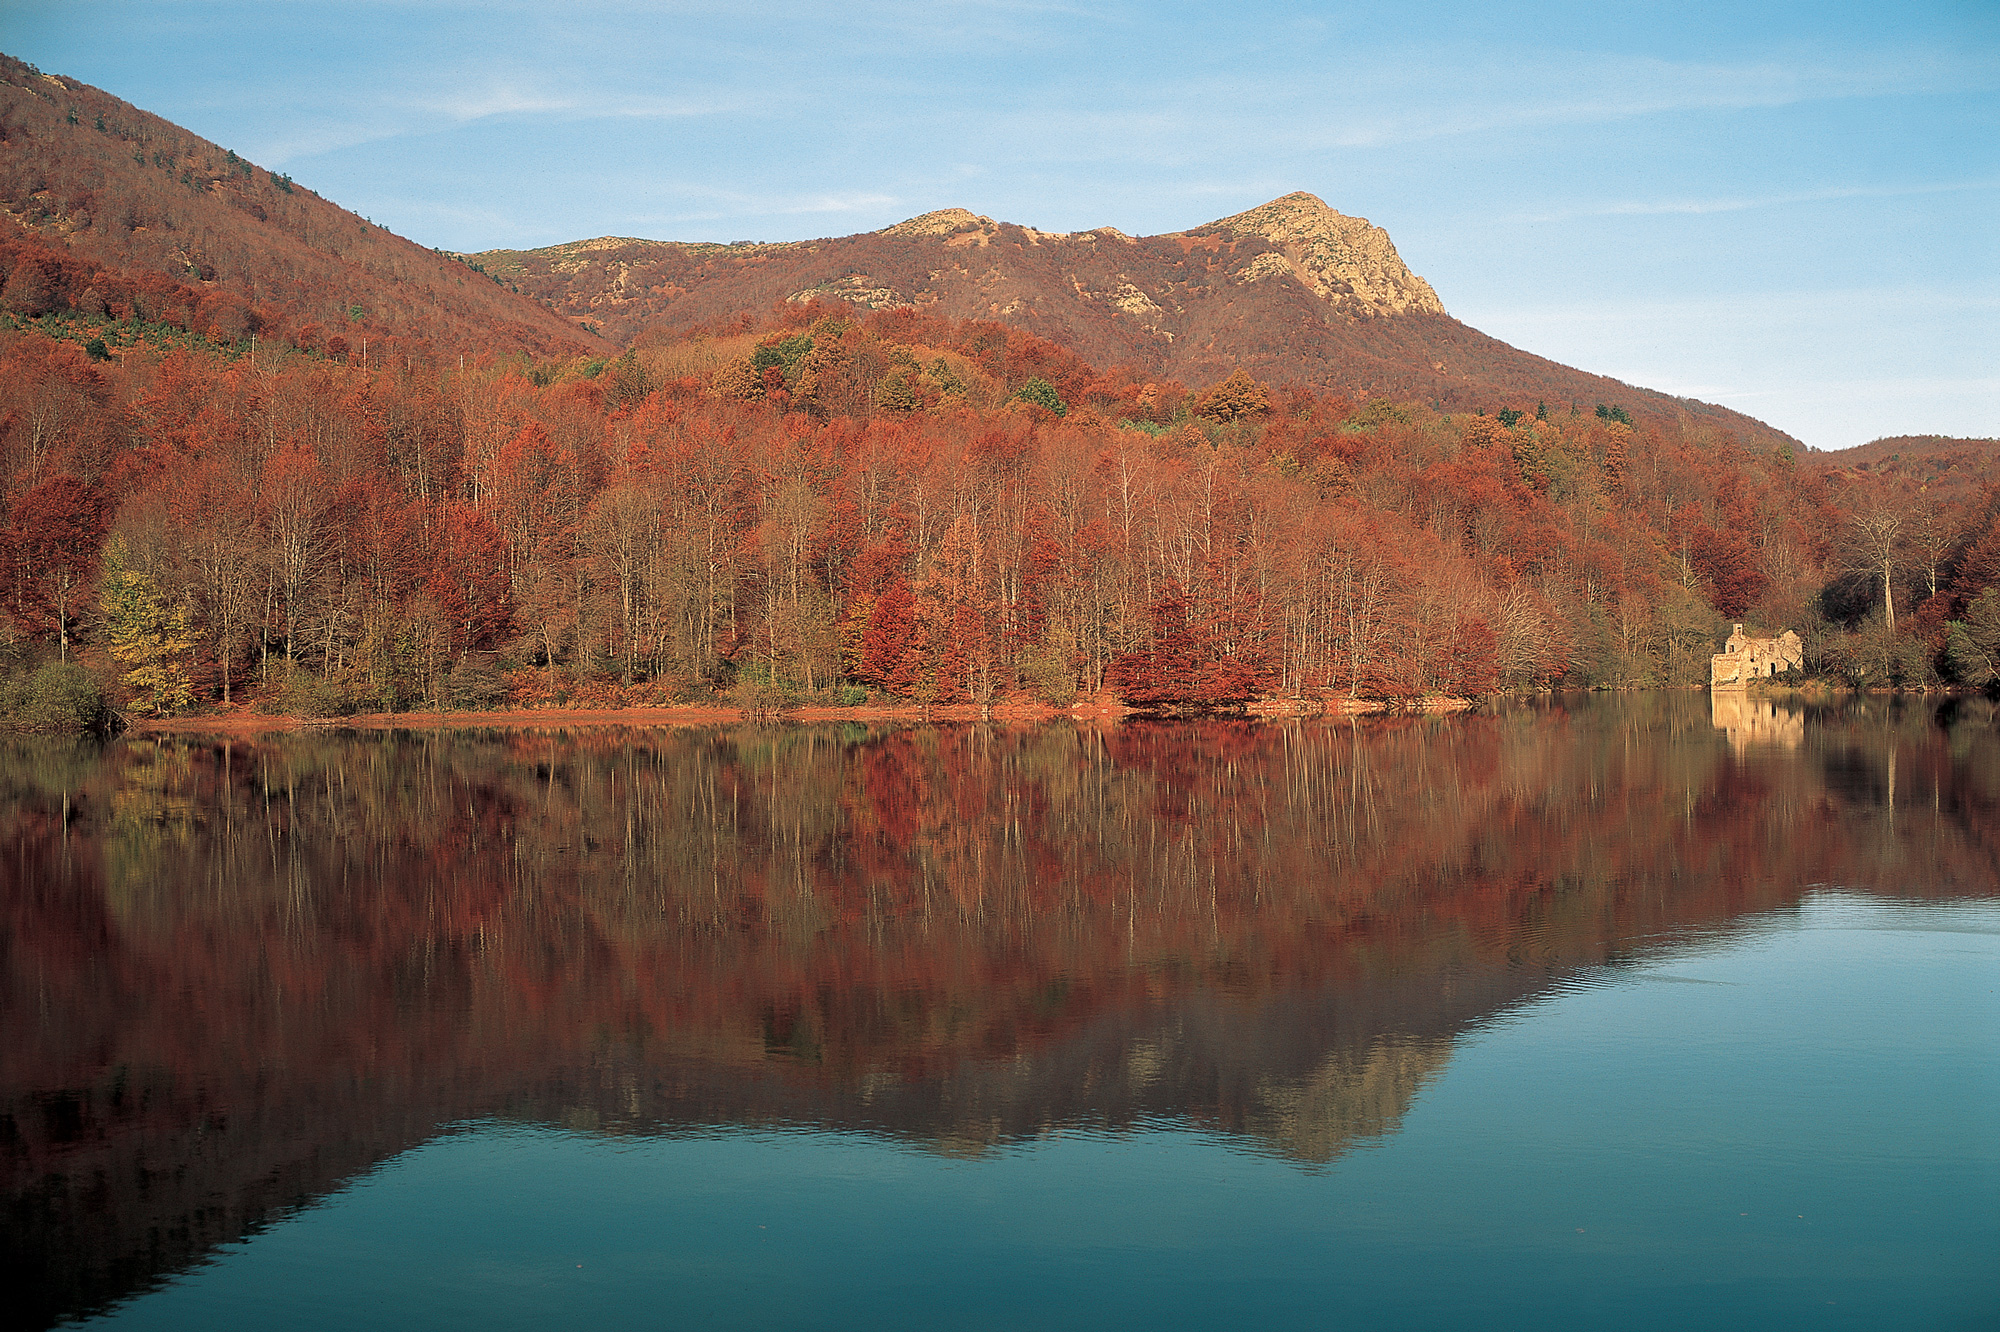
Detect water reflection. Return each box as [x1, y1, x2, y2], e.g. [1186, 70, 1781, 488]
[3, 695, 1997, 1327]
[1709, 692, 1803, 752]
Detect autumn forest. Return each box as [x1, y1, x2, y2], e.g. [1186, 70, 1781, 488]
[1, 53, 1998, 727]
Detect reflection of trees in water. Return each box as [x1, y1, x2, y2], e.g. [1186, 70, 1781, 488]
[2, 697, 1996, 1326]
[1804, 696, 2000, 885]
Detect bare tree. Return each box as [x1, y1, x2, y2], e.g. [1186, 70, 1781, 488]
[1842, 491, 1910, 632]
[582, 486, 660, 684]
[1909, 494, 1963, 604]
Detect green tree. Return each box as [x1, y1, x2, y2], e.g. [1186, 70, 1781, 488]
[1945, 589, 2000, 686]
[98, 536, 195, 716]
[1012, 376, 1066, 417]
[2, 660, 107, 731]
[925, 357, 967, 400]
[876, 367, 918, 413]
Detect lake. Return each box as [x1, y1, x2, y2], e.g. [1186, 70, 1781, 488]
[5, 694, 1997, 1329]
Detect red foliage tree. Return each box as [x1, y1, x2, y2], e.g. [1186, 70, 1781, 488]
[859, 577, 919, 695]
[1687, 524, 1768, 618]
[1448, 618, 1500, 696]
[3, 475, 106, 658]
[424, 505, 510, 655]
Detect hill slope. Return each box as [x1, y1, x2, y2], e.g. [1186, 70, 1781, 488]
[473, 193, 1794, 446]
[0, 52, 594, 358]
[1812, 435, 2000, 499]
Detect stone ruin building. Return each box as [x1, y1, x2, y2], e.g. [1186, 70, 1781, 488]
[1710, 624, 1803, 690]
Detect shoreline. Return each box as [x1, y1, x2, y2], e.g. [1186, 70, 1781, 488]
[122, 692, 1468, 736]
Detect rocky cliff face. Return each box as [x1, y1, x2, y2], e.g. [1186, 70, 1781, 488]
[865, 193, 1444, 319]
[1202, 191, 1445, 317]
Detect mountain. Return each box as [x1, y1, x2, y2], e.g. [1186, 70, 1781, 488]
[0, 51, 1790, 446]
[471, 192, 1794, 446]
[0, 52, 594, 358]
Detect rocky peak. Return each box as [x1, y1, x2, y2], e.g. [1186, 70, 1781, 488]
[1203, 192, 1444, 317]
[880, 208, 994, 238]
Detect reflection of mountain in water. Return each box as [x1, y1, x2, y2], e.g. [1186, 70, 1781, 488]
[1254, 1038, 1455, 1163]
[517, 982, 1475, 1170]
[3, 696, 1996, 1328]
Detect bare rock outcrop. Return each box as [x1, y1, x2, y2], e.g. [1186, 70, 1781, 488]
[881, 207, 993, 238]
[1201, 191, 1445, 317]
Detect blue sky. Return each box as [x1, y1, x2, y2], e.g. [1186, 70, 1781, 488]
[4, 0, 1995, 450]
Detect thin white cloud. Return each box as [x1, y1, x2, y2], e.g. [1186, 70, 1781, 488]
[783, 193, 901, 215]
[599, 96, 740, 120]
[348, 195, 535, 235]
[1301, 47, 1999, 147]
[248, 85, 740, 166]
[887, 44, 2000, 176]
[245, 119, 409, 167]
[411, 86, 577, 122]
[406, 84, 733, 124]
[1470, 286, 2000, 328]
[1508, 179, 2000, 223]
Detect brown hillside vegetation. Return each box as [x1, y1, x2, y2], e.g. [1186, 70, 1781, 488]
[0, 52, 594, 359]
[1814, 435, 2000, 500]
[473, 193, 1793, 448]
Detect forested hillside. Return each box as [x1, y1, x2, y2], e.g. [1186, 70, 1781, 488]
[0, 53, 594, 359]
[1818, 435, 2000, 499]
[2, 293, 1994, 723]
[470, 195, 1792, 448]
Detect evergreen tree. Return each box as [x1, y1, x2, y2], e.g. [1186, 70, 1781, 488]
[1013, 377, 1066, 417]
[876, 368, 918, 413]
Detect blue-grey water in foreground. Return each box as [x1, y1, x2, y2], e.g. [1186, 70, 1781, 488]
[75, 896, 2000, 1331]
[7, 694, 1998, 1329]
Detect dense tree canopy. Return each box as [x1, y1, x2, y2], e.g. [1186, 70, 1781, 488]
[0, 287, 1993, 721]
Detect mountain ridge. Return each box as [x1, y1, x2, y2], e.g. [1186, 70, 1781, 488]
[0, 52, 594, 358]
[0, 51, 1791, 448]
[470, 197, 1793, 447]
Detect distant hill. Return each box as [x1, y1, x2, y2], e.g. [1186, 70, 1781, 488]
[0, 52, 594, 358]
[1812, 435, 2000, 498]
[472, 193, 1797, 447]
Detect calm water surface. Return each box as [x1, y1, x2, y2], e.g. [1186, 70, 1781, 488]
[5, 694, 1997, 1329]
